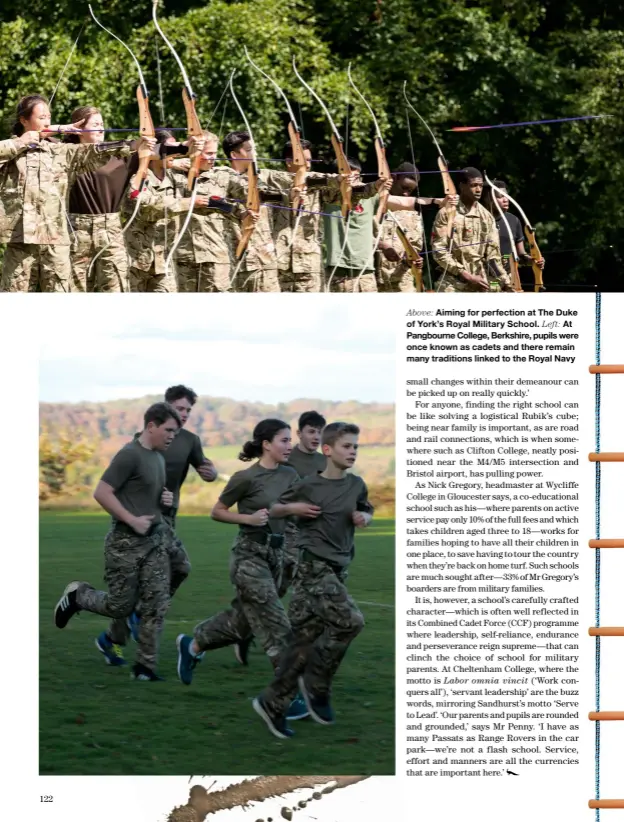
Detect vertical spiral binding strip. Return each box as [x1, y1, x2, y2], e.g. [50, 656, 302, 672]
[595, 291, 601, 821]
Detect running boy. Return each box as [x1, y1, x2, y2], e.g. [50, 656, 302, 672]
[101, 385, 217, 664]
[287, 410, 327, 479]
[53, 402, 181, 681]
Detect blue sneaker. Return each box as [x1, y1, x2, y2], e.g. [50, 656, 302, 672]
[298, 676, 335, 725]
[176, 634, 202, 685]
[126, 611, 140, 642]
[252, 696, 294, 739]
[95, 632, 127, 666]
[287, 695, 310, 721]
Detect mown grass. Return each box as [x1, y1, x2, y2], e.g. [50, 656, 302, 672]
[40, 513, 395, 775]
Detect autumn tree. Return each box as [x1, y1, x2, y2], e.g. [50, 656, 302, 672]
[39, 428, 96, 500]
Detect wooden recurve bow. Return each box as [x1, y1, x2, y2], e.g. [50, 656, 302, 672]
[403, 83, 456, 238]
[293, 59, 352, 219]
[347, 63, 391, 221]
[388, 211, 424, 292]
[243, 48, 307, 211]
[485, 173, 523, 292]
[228, 70, 261, 260]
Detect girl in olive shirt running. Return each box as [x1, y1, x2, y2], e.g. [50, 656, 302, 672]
[176, 419, 308, 716]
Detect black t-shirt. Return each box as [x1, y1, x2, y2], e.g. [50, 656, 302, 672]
[495, 211, 523, 257]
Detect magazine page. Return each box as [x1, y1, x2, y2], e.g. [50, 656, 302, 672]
[0, 0, 621, 819]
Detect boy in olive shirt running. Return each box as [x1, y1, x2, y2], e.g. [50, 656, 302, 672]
[108, 385, 217, 661]
[253, 422, 374, 738]
[54, 402, 181, 681]
[279, 409, 327, 598]
[287, 410, 327, 479]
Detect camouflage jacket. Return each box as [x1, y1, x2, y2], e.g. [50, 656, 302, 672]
[228, 167, 289, 271]
[431, 199, 511, 288]
[0, 138, 132, 245]
[122, 167, 189, 274]
[376, 209, 424, 278]
[273, 173, 344, 274]
[170, 165, 245, 265]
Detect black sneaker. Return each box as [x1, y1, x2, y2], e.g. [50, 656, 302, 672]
[234, 634, 254, 665]
[298, 676, 335, 725]
[252, 696, 294, 739]
[54, 582, 82, 629]
[130, 663, 165, 681]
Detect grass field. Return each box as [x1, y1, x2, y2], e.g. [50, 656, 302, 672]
[40, 513, 395, 776]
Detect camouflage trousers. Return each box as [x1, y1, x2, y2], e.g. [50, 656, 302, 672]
[128, 263, 176, 292]
[175, 260, 232, 293]
[434, 272, 505, 293]
[194, 533, 291, 665]
[376, 263, 417, 293]
[74, 524, 171, 670]
[108, 512, 190, 644]
[278, 524, 300, 598]
[234, 267, 280, 293]
[69, 213, 128, 293]
[0, 243, 72, 292]
[323, 266, 377, 293]
[278, 269, 322, 293]
[261, 553, 364, 716]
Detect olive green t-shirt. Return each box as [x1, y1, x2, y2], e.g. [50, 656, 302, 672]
[101, 439, 166, 524]
[219, 461, 298, 538]
[134, 428, 206, 509]
[278, 473, 374, 566]
[287, 446, 327, 478]
[164, 428, 206, 507]
[324, 195, 380, 271]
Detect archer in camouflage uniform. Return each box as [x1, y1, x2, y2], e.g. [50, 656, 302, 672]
[376, 163, 427, 292]
[376, 211, 424, 292]
[175, 419, 299, 686]
[432, 166, 512, 293]
[54, 402, 181, 680]
[169, 132, 247, 292]
[0, 95, 141, 292]
[253, 422, 374, 739]
[322, 156, 388, 293]
[272, 139, 326, 292]
[223, 131, 290, 292]
[66, 105, 133, 293]
[123, 130, 217, 292]
[122, 156, 186, 292]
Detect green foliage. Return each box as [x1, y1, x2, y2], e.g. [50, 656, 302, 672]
[1, 0, 621, 281]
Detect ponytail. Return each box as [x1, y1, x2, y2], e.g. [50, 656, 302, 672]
[238, 418, 290, 462]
